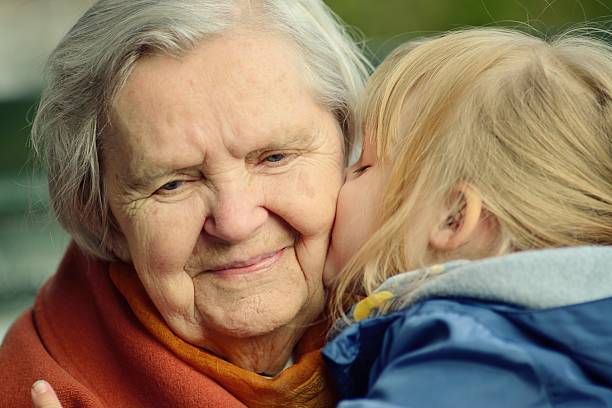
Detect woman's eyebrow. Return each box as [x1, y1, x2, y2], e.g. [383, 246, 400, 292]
[124, 165, 199, 191]
[261, 127, 320, 150]
[123, 129, 322, 189]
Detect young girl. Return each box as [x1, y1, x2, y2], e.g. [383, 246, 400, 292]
[322, 28, 612, 407]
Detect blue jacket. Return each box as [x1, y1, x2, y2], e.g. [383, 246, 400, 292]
[323, 246, 612, 407]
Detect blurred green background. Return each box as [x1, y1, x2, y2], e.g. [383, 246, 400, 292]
[1, 0, 611, 336]
[328, 0, 612, 61]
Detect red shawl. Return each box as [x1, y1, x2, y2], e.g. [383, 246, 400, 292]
[0, 243, 335, 407]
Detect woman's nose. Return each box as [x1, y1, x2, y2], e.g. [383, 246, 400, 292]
[203, 185, 267, 244]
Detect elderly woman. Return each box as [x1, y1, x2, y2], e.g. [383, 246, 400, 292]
[0, 1, 370, 406]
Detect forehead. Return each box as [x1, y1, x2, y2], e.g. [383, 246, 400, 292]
[108, 30, 337, 174]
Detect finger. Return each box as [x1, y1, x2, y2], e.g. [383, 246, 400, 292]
[31, 380, 63, 408]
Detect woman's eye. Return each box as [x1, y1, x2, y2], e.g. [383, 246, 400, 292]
[156, 180, 184, 194]
[259, 152, 295, 168]
[162, 181, 182, 190]
[251, 151, 296, 169]
[263, 153, 286, 163]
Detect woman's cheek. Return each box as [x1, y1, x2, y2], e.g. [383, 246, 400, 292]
[261, 167, 338, 238]
[128, 196, 208, 272]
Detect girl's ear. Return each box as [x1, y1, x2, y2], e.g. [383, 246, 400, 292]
[429, 184, 483, 251]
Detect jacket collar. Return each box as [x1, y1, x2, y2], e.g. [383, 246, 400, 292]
[349, 246, 612, 323]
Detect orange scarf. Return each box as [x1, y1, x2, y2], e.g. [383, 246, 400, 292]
[110, 263, 336, 408]
[0, 243, 335, 407]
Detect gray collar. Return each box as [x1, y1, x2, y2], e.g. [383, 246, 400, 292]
[379, 246, 612, 310]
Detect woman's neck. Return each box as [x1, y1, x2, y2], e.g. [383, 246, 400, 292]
[203, 323, 307, 374]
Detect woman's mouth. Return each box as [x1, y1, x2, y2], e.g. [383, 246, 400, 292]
[207, 248, 286, 277]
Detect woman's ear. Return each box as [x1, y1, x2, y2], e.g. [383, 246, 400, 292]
[429, 184, 483, 251]
[107, 213, 132, 262]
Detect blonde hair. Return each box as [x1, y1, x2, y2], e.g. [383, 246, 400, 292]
[330, 27, 612, 320]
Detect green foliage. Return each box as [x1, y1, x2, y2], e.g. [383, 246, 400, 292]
[325, 0, 612, 59]
[0, 98, 38, 175]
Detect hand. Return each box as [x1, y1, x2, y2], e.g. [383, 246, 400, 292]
[31, 380, 63, 408]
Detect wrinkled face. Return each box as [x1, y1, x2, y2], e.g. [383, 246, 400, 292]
[104, 31, 344, 347]
[324, 137, 386, 283]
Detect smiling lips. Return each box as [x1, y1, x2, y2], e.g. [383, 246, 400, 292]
[207, 248, 286, 276]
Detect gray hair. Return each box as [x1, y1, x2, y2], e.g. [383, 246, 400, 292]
[31, 0, 372, 260]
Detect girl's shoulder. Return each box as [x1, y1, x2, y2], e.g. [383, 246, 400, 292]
[323, 246, 612, 405]
[324, 295, 612, 405]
